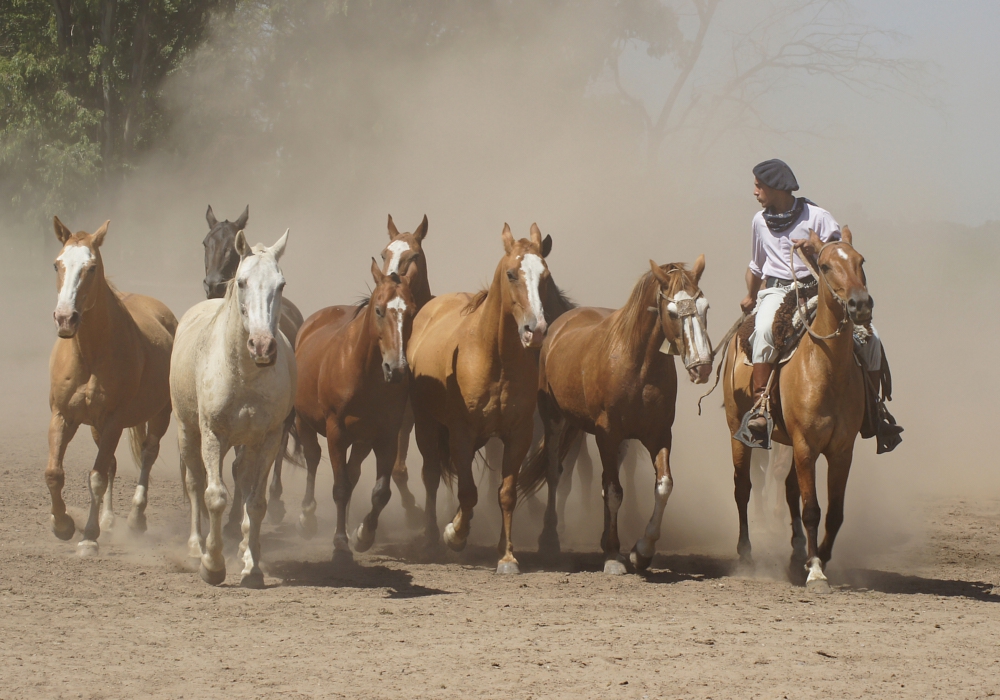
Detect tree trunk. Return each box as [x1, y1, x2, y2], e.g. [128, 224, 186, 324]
[123, 0, 151, 155]
[100, 0, 119, 166]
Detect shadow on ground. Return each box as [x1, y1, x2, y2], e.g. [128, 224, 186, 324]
[839, 568, 999, 602]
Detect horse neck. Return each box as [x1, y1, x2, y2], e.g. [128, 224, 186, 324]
[218, 286, 255, 373]
[350, 302, 382, 374]
[411, 263, 432, 309]
[804, 278, 856, 368]
[75, 272, 130, 360]
[473, 263, 522, 360]
[607, 274, 664, 367]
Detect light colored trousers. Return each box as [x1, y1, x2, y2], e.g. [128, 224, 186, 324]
[750, 284, 881, 370]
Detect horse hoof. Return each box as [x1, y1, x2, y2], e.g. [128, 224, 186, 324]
[77, 540, 99, 557]
[127, 511, 147, 534]
[537, 531, 561, 558]
[496, 560, 521, 575]
[297, 514, 317, 540]
[806, 577, 832, 594]
[99, 513, 115, 531]
[199, 563, 226, 586]
[240, 571, 266, 589]
[629, 547, 653, 572]
[332, 548, 355, 566]
[52, 515, 76, 541]
[603, 559, 627, 576]
[352, 524, 375, 553]
[443, 523, 467, 552]
[267, 499, 286, 525]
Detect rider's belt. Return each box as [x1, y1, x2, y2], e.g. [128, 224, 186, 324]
[765, 274, 816, 289]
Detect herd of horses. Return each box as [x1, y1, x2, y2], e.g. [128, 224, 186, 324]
[44, 208, 876, 592]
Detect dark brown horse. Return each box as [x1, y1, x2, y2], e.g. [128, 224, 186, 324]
[407, 224, 554, 574]
[723, 227, 870, 591]
[520, 258, 712, 573]
[293, 261, 417, 556]
[201, 204, 304, 527]
[47, 218, 177, 555]
[379, 214, 431, 527]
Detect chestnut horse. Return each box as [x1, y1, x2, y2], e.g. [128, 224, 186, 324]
[202, 204, 304, 526]
[520, 258, 713, 573]
[46, 218, 177, 555]
[379, 214, 431, 527]
[408, 224, 553, 574]
[171, 230, 295, 587]
[293, 260, 417, 557]
[723, 227, 870, 592]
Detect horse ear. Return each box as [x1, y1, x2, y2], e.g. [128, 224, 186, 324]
[840, 225, 853, 246]
[413, 214, 428, 242]
[529, 223, 543, 249]
[235, 230, 251, 258]
[53, 216, 72, 244]
[270, 229, 289, 260]
[371, 257, 385, 285]
[541, 234, 552, 258]
[235, 205, 249, 231]
[796, 229, 822, 264]
[691, 254, 706, 284]
[206, 205, 218, 229]
[387, 214, 400, 240]
[501, 223, 515, 254]
[649, 259, 670, 285]
[91, 220, 110, 248]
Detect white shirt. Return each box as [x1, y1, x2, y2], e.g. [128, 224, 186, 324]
[748, 201, 840, 280]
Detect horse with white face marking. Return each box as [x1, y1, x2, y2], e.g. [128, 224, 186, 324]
[292, 260, 417, 556]
[170, 230, 295, 588]
[46, 217, 177, 554]
[519, 258, 713, 574]
[407, 223, 553, 574]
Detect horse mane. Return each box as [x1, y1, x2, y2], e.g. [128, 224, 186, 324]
[462, 287, 489, 316]
[606, 264, 685, 354]
[462, 280, 574, 319]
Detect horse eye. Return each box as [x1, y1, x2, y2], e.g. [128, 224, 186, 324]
[376, 307, 384, 317]
[381, 252, 386, 259]
[507, 270, 517, 281]
[237, 279, 246, 288]
[820, 264, 831, 273]
[53, 263, 58, 271]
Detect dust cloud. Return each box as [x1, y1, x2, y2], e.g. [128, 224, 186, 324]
[1, 2, 996, 572]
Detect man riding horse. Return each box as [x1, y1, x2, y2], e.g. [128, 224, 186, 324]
[739, 159, 901, 450]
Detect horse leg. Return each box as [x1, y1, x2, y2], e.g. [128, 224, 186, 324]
[296, 419, 322, 539]
[784, 461, 807, 566]
[326, 423, 354, 559]
[178, 421, 206, 560]
[596, 434, 627, 575]
[536, 403, 570, 557]
[791, 442, 827, 593]
[127, 406, 170, 534]
[267, 410, 294, 525]
[442, 433, 477, 553]
[224, 446, 247, 541]
[731, 438, 753, 566]
[392, 402, 423, 528]
[78, 423, 123, 556]
[818, 449, 854, 567]
[45, 412, 79, 540]
[236, 431, 282, 589]
[768, 443, 794, 530]
[749, 448, 766, 525]
[89, 426, 117, 533]
[353, 435, 396, 553]
[495, 428, 532, 575]
[555, 428, 581, 536]
[631, 436, 675, 572]
[414, 413, 445, 548]
[199, 429, 231, 586]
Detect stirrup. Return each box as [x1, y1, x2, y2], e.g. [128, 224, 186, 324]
[876, 404, 903, 455]
[734, 408, 774, 450]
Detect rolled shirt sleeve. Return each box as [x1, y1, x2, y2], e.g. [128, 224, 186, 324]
[748, 214, 765, 278]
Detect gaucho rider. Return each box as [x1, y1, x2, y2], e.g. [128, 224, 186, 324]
[739, 159, 899, 449]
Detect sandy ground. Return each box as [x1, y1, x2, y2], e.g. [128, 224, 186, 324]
[2, 413, 999, 700]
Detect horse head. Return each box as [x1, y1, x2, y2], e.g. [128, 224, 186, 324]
[381, 214, 428, 277]
[500, 223, 552, 348]
[52, 216, 109, 338]
[649, 255, 712, 384]
[233, 228, 288, 367]
[797, 226, 872, 325]
[203, 204, 249, 299]
[369, 258, 417, 383]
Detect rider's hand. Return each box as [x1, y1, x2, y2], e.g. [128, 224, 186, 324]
[740, 295, 755, 315]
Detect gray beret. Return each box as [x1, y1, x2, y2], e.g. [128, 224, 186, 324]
[753, 159, 799, 192]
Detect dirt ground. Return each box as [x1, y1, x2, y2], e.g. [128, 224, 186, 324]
[1, 411, 999, 700]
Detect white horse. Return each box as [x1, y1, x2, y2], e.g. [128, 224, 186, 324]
[170, 230, 296, 588]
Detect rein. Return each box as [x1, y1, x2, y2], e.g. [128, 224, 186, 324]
[790, 241, 849, 341]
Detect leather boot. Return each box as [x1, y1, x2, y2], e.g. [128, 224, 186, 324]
[746, 362, 774, 435]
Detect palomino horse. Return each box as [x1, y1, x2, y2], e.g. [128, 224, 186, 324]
[171, 230, 295, 587]
[380, 214, 431, 527]
[520, 258, 713, 573]
[46, 218, 177, 555]
[293, 260, 417, 556]
[723, 227, 870, 592]
[408, 224, 554, 574]
[202, 204, 304, 526]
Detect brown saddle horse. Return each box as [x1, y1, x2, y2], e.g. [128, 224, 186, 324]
[723, 226, 871, 591]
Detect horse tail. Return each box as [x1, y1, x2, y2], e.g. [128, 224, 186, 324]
[283, 409, 304, 467]
[127, 422, 148, 472]
[518, 436, 549, 499]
